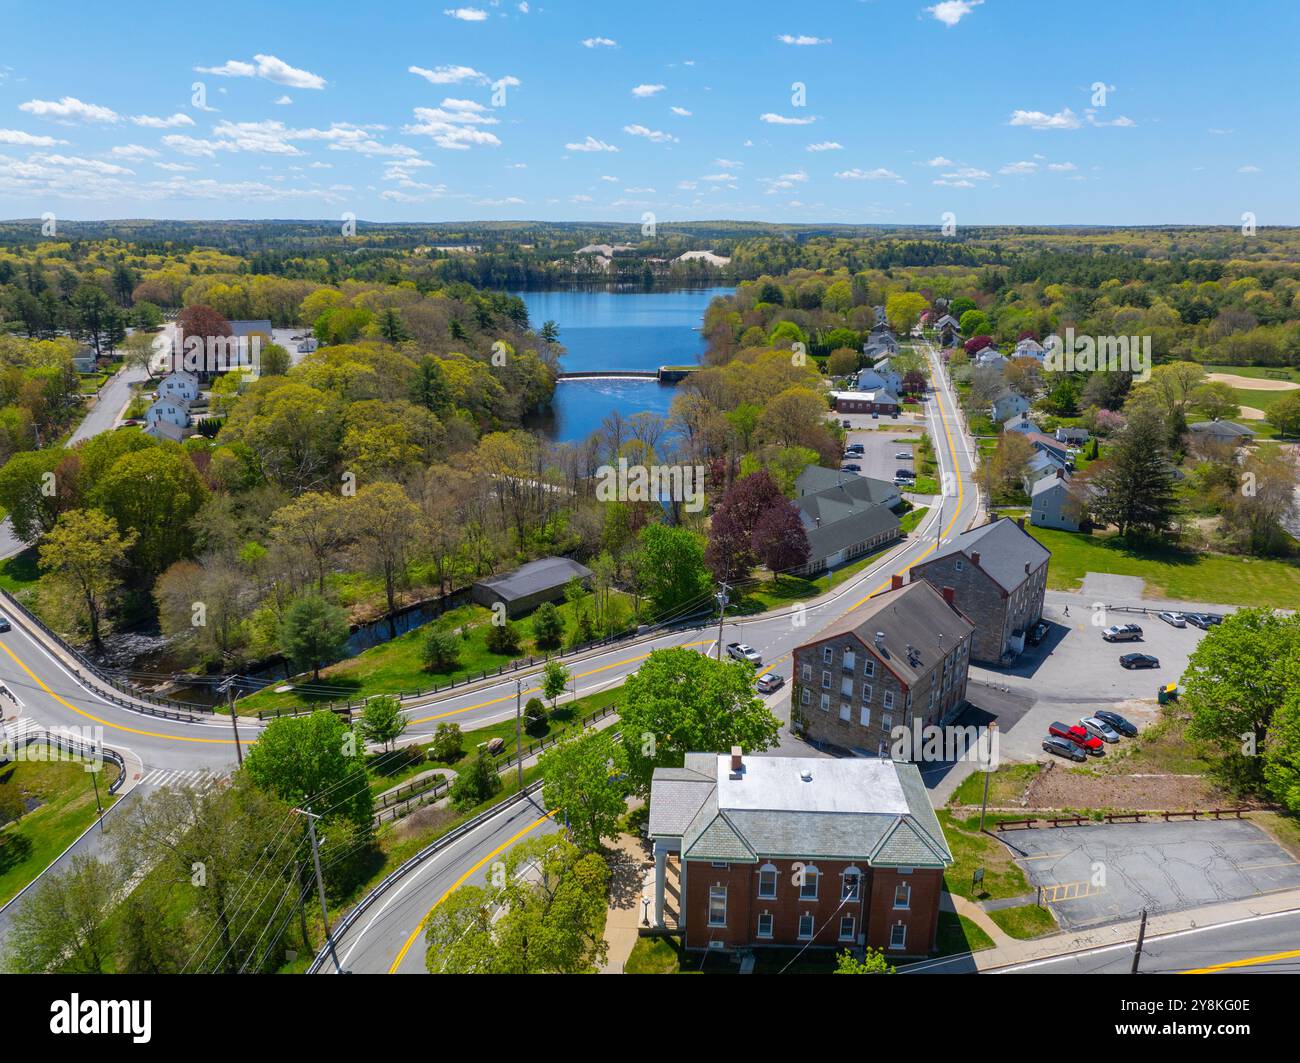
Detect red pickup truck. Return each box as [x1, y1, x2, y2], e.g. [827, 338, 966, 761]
[1048, 721, 1105, 756]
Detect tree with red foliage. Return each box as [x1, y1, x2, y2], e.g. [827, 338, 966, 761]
[963, 335, 995, 355]
[174, 305, 233, 372]
[901, 369, 928, 396]
[704, 470, 787, 582]
[751, 503, 810, 579]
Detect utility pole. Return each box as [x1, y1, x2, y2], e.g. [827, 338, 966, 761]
[89, 756, 104, 832]
[978, 720, 998, 833]
[1130, 907, 1148, 974]
[222, 677, 243, 767]
[296, 806, 342, 974]
[714, 582, 729, 660]
[514, 678, 524, 789]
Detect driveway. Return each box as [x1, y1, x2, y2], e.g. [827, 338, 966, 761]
[1002, 819, 1300, 930]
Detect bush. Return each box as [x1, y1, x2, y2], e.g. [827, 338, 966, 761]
[422, 627, 462, 673]
[524, 697, 548, 737]
[429, 722, 463, 763]
[450, 750, 502, 810]
[485, 619, 521, 656]
[532, 601, 563, 650]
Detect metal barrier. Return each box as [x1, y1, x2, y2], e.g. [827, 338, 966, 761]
[2, 727, 128, 794]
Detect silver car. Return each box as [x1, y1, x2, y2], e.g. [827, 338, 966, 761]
[1080, 716, 1119, 743]
[1157, 611, 1186, 628]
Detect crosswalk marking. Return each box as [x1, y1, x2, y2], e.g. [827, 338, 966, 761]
[137, 767, 227, 791]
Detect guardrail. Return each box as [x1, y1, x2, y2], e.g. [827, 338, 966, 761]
[2, 727, 128, 794]
[307, 781, 547, 974]
[995, 808, 1263, 831]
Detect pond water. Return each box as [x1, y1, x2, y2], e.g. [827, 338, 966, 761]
[516, 287, 732, 443]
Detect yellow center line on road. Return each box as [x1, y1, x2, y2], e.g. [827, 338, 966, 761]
[388, 807, 557, 973]
[0, 638, 237, 745]
[1180, 948, 1300, 974]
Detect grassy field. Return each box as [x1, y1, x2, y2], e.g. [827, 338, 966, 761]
[1204, 365, 1300, 384]
[734, 548, 893, 613]
[0, 755, 120, 907]
[0, 547, 40, 594]
[237, 593, 630, 715]
[949, 763, 1042, 808]
[624, 936, 686, 974]
[987, 903, 1058, 939]
[1026, 526, 1300, 608]
[899, 506, 930, 534]
[938, 810, 1033, 902]
[1092, 708, 1218, 777]
[930, 910, 995, 957]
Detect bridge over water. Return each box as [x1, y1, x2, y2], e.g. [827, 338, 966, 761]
[556, 366, 700, 384]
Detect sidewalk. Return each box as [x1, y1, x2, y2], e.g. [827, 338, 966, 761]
[600, 831, 654, 973]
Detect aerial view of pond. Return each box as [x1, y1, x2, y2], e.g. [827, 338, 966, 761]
[517, 287, 732, 444]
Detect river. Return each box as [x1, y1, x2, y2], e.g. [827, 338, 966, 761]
[516, 287, 732, 443]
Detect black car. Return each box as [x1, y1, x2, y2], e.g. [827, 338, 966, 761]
[1094, 709, 1138, 737]
[1120, 652, 1160, 669]
[895, 469, 915, 480]
[1042, 735, 1087, 763]
[1026, 621, 1049, 646]
[841, 463, 862, 473]
[0, 613, 10, 633]
[1184, 612, 1224, 630]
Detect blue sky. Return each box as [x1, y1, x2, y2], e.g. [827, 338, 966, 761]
[0, 0, 1294, 225]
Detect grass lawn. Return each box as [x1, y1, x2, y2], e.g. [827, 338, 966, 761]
[0, 547, 41, 595]
[930, 910, 995, 957]
[1253, 811, 1300, 862]
[624, 935, 684, 974]
[899, 506, 930, 534]
[734, 550, 890, 613]
[1026, 526, 1300, 608]
[987, 903, 1058, 939]
[938, 810, 1033, 903]
[0, 756, 120, 907]
[238, 594, 630, 715]
[909, 476, 939, 495]
[1204, 365, 1300, 384]
[949, 763, 1041, 808]
[1093, 708, 1218, 777]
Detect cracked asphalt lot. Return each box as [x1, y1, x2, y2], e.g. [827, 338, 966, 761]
[1001, 820, 1300, 930]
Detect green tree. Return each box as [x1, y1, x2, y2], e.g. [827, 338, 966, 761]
[37, 508, 137, 649]
[542, 659, 569, 711]
[885, 291, 928, 334]
[485, 618, 522, 656]
[1266, 392, 1300, 438]
[243, 710, 374, 832]
[350, 482, 421, 640]
[635, 523, 712, 620]
[834, 947, 896, 974]
[429, 722, 464, 763]
[618, 647, 782, 795]
[0, 448, 70, 543]
[1088, 404, 1177, 537]
[278, 594, 350, 681]
[539, 320, 560, 344]
[424, 834, 608, 973]
[450, 749, 502, 810]
[422, 627, 462, 673]
[524, 696, 548, 737]
[2, 854, 122, 973]
[532, 601, 564, 650]
[359, 694, 407, 751]
[539, 730, 626, 852]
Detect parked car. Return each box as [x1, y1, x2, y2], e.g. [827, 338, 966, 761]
[1184, 612, 1224, 630]
[845, 442, 865, 455]
[726, 642, 762, 666]
[895, 469, 915, 480]
[0, 613, 10, 633]
[841, 463, 862, 473]
[1102, 623, 1143, 642]
[1026, 621, 1049, 646]
[1042, 735, 1087, 763]
[1080, 716, 1120, 743]
[1157, 611, 1186, 628]
[1120, 652, 1160, 669]
[1047, 721, 1105, 755]
[894, 451, 911, 460]
[842, 419, 852, 428]
[756, 673, 784, 694]
[1094, 709, 1138, 737]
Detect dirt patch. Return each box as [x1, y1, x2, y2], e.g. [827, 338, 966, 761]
[1237, 406, 1267, 420]
[1023, 762, 1243, 811]
[1207, 372, 1300, 391]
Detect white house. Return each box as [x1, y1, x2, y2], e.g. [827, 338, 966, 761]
[143, 420, 188, 443]
[854, 367, 893, 392]
[870, 358, 904, 393]
[1030, 469, 1081, 531]
[156, 370, 200, 402]
[146, 396, 192, 430]
[1004, 413, 1042, 436]
[1014, 338, 1046, 359]
[297, 337, 318, 354]
[991, 391, 1030, 423]
[1055, 426, 1090, 445]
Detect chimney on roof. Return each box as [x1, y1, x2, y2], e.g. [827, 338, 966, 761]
[729, 746, 743, 778]
[1057, 468, 1065, 480]
[874, 631, 886, 650]
[891, 573, 904, 591]
[1025, 561, 1031, 574]
[942, 586, 955, 606]
[970, 551, 981, 566]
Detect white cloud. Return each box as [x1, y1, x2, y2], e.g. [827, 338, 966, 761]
[599, 175, 619, 181]
[410, 64, 487, 85]
[806, 141, 842, 152]
[1089, 113, 1136, 128]
[631, 84, 666, 97]
[20, 96, 120, 123]
[1009, 107, 1082, 130]
[835, 167, 902, 182]
[444, 7, 488, 20]
[582, 37, 617, 48]
[759, 112, 817, 125]
[566, 135, 619, 153]
[35, 153, 133, 175]
[274, 95, 293, 106]
[1047, 161, 1077, 172]
[923, 155, 954, 167]
[405, 98, 501, 150]
[999, 160, 1037, 174]
[154, 161, 198, 172]
[131, 112, 195, 129]
[776, 34, 831, 45]
[670, 106, 692, 117]
[926, 1, 983, 27]
[1238, 164, 1261, 173]
[196, 55, 325, 89]
[195, 59, 256, 78]
[111, 144, 159, 158]
[0, 128, 67, 146]
[701, 172, 737, 182]
[570, 193, 594, 202]
[713, 158, 743, 169]
[933, 177, 975, 188]
[623, 124, 678, 144]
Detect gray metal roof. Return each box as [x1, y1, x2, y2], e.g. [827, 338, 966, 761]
[652, 755, 950, 868]
[473, 556, 593, 602]
[1190, 420, 1256, 438]
[919, 517, 1051, 594]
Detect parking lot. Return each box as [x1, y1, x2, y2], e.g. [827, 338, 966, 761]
[1006, 819, 1300, 930]
[841, 425, 921, 486]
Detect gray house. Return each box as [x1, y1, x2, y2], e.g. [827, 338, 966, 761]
[1030, 469, 1081, 532]
[792, 468, 902, 576]
[472, 556, 593, 618]
[991, 391, 1030, 423]
[1189, 419, 1257, 445]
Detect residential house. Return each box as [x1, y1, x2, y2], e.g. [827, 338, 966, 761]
[145, 396, 191, 430]
[471, 556, 593, 618]
[910, 517, 1051, 664]
[1020, 450, 1069, 495]
[142, 420, 188, 443]
[990, 390, 1030, 423]
[72, 348, 99, 373]
[1189, 419, 1257, 445]
[1030, 469, 1082, 532]
[791, 578, 975, 755]
[973, 348, 1007, 371]
[832, 388, 900, 416]
[1003, 414, 1042, 437]
[156, 370, 200, 402]
[1013, 337, 1046, 359]
[297, 337, 319, 354]
[854, 367, 893, 392]
[792, 467, 902, 575]
[1055, 426, 1090, 445]
[869, 358, 903, 394]
[648, 750, 953, 956]
[1022, 431, 1073, 466]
